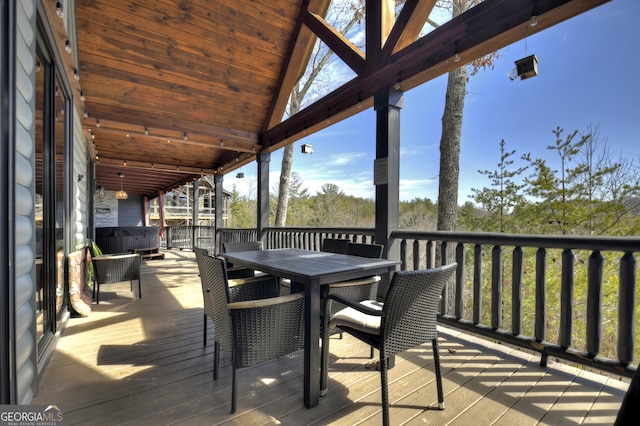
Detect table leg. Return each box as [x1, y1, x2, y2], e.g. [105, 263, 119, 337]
[304, 279, 320, 408]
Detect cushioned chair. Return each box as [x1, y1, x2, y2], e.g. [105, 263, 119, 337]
[194, 247, 279, 347]
[322, 263, 457, 426]
[320, 242, 384, 393]
[90, 250, 141, 304]
[198, 252, 305, 413]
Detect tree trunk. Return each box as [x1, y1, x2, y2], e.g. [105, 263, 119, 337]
[437, 62, 467, 314]
[275, 144, 294, 226]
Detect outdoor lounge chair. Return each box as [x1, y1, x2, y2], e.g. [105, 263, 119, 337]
[194, 247, 280, 347]
[91, 252, 141, 304]
[197, 252, 305, 413]
[322, 263, 457, 426]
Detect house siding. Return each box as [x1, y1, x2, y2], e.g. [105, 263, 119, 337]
[14, 0, 38, 403]
[73, 109, 88, 248]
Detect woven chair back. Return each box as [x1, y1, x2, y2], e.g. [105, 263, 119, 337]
[380, 263, 457, 358]
[321, 238, 349, 254]
[346, 242, 384, 259]
[197, 253, 234, 354]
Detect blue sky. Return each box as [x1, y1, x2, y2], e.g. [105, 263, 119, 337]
[230, 0, 639, 203]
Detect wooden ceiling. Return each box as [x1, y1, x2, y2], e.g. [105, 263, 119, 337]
[43, 0, 609, 199]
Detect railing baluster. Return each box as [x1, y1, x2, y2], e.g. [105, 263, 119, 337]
[455, 243, 465, 319]
[618, 252, 636, 365]
[586, 250, 603, 357]
[473, 244, 482, 325]
[512, 246, 523, 336]
[491, 245, 503, 330]
[413, 239, 420, 270]
[535, 248, 547, 344]
[560, 249, 575, 349]
[441, 241, 448, 314]
[400, 239, 407, 271]
[426, 240, 434, 269]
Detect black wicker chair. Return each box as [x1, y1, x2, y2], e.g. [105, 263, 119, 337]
[320, 238, 349, 254]
[221, 240, 265, 278]
[319, 242, 384, 393]
[90, 251, 141, 304]
[198, 252, 305, 413]
[322, 263, 457, 426]
[194, 247, 280, 347]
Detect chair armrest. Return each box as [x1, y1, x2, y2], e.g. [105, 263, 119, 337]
[326, 294, 383, 316]
[328, 275, 381, 288]
[93, 253, 140, 261]
[228, 275, 278, 287]
[228, 293, 304, 310]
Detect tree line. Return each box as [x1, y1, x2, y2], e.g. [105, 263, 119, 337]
[228, 124, 640, 237]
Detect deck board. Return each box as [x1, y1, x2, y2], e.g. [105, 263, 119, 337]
[32, 250, 628, 425]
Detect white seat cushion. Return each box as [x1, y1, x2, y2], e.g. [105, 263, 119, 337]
[329, 300, 384, 335]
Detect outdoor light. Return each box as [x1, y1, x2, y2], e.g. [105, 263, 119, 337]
[79, 90, 85, 101]
[56, 2, 64, 18]
[301, 144, 313, 154]
[96, 118, 100, 127]
[115, 173, 128, 200]
[65, 40, 72, 53]
[73, 68, 80, 81]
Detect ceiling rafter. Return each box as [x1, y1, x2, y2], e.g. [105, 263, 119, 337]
[262, 0, 609, 149]
[303, 10, 366, 75]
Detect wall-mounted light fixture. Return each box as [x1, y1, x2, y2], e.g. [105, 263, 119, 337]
[115, 173, 128, 200]
[301, 144, 313, 154]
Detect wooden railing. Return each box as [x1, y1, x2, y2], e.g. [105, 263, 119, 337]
[165, 225, 639, 378]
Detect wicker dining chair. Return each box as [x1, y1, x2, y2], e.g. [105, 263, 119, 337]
[221, 240, 265, 278]
[320, 238, 350, 254]
[319, 242, 384, 393]
[323, 263, 457, 426]
[194, 247, 279, 347]
[198, 252, 305, 413]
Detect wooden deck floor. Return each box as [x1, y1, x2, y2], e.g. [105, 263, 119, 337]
[33, 250, 629, 425]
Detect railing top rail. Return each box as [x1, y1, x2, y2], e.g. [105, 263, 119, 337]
[263, 226, 375, 235]
[392, 230, 640, 252]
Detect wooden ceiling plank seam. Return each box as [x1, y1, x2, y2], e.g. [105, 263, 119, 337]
[303, 10, 366, 75]
[76, 12, 287, 79]
[77, 26, 281, 93]
[84, 106, 259, 147]
[77, 34, 279, 100]
[96, 157, 217, 175]
[91, 127, 258, 153]
[83, 0, 293, 62]
[85, 116, 259, 148]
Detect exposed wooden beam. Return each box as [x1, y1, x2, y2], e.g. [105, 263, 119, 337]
[264, 0, 331, 130]
[262, 0, 610, 149]
[303, 11, 366, 75]
[381, 0, 438, 57]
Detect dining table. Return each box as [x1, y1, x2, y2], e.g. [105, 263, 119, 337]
[220, 247, 401, 408]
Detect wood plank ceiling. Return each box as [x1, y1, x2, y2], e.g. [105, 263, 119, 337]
[45, 0, 609, 198]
